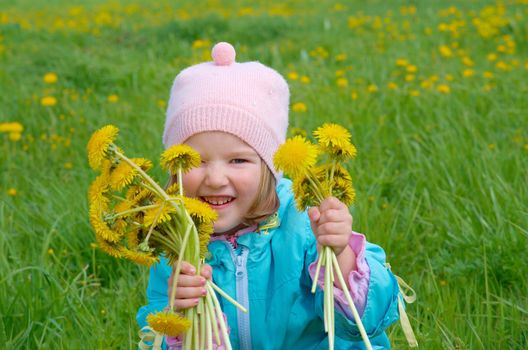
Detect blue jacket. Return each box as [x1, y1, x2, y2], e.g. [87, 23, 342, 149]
[137, 178, 401, 349]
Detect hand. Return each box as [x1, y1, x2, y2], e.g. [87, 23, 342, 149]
[168, 261, 212, 310]
[308, 196, 353, 257]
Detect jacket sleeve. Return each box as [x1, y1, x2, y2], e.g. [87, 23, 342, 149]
[136, 257, 172, 329]
[302, 213, 401, 341]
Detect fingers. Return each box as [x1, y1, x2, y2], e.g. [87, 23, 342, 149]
[308, 207, 320, 223]
[319, 196, 345, 212]
[200, 264, 212, 280]
[169, 261, 213, 311]
[318, 208, 352, 226]
[178, 261, 197, 275]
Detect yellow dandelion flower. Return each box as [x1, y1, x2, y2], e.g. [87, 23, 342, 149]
[300, 75, 310, 84]
[437, 84, 450, 93]
[9, 132, 21, 141]
[387, 82, 398, 90]
[409, 90, 420, 97]
[109, 161, 137, 191]
[292, 102, 307, 113]
[313, 123, 357, 160]
[107, 94, 119, 103]
[166, 182, 180, 196]
[367, 84, 378, 93]
[122, 248, 159, 266]
[273, 136, 319, 177]
[0, 122, 23, 133]
[292, 174, 318, 211]
[336, 78, 348, 88]
[351, 90, 358, 100]
[143, 201, 178, 227]
[182, 196, 218, 224]
[41, 96, 57, 107]
[439, 45, 453, 58]
[161, 144, 201, 174]
[7, 188, 17, 196]
[127, 228, 140, 249]
[406, 64, 417, 73]
[463, 69, 474, 77]
[331, 177, 356, 206]
[88, 174, 110, 206]
[396, 58, 408, 66]
[87, 125, 119, 170]
[90, 204, 122, 243]
[287, 71, 299, 80]
[95, 235, 123, 258]
[43, 72, 58, 84]
[147, 311, 191, 337]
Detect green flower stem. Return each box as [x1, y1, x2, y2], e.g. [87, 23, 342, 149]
[143, 201, 166, 245]
[169, 222, 193, 311]
[205, 291, 221, 346]
[331, 252, 373, 350]
[207, 282, 233, 350]
[328, 160, 336, 193]
[199, 304, 206, 350]
[183, 308, 192, 350]
[205, 301, 213, 350]
[327, 247, 335, 350]
[108, 204, 159, 220]
[305, 172, 326, 203]
[193, 312, 199, 350]
[311, 245, 326, 293]
[208, 280, 248, 313]
[178, 167, 184, 197]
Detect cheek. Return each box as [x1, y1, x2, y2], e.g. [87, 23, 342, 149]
[182, 170, 201, 196]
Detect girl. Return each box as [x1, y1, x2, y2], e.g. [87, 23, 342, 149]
[137, 42, 402, 349]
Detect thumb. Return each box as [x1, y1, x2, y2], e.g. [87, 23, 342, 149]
[308, 206, 320, 223]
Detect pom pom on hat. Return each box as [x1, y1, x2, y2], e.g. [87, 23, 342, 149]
[211, 42, 236, 66]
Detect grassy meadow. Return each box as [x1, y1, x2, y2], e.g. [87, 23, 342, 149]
[1, 0, 527, 348]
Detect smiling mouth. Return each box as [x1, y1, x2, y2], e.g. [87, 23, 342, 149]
[200, 196, 234, 206]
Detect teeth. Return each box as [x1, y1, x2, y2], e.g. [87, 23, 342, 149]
[203, 197, 233, 205]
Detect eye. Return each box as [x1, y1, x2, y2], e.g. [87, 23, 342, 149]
[230, 158, 247, 164]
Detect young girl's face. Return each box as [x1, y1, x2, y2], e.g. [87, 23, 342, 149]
[183, 131, 262, 233]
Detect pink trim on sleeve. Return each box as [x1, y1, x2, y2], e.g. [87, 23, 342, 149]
[308, 231, 370, 318]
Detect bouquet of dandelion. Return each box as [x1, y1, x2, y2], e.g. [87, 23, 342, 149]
[87, 125, 246, 350]
[273, 123, 372, 350]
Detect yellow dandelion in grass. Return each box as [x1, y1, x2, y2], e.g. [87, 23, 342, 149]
[437, 84, 451, 93]
[43, 72, 58, 84]
[0, 122, 23, 133]
[292, 102, 307, 113]
[313, 123, 357, 160]
[274, 136, 319, 177]
[161, 144, 201, 174]
[87, 125, 119, 170]
[41, 96, 57, 107]
[107, 94, 119, 103]
[89, 203, 122, 243]
[147, 311, 191, 337]
[122, 248, 159, 267]
[94, 235, 123, 258]
[143, 200, 178, 227]
[7, 188, 17, 196]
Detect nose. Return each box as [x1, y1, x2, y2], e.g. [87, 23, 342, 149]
[204, 163, 229, 188]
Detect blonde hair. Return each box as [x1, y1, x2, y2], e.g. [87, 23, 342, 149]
[166, 160, 279, 227]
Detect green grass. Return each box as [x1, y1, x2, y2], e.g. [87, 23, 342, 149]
[1, 0, 527, 348]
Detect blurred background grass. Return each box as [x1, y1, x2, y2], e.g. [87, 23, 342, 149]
[1, 0, 527, 348]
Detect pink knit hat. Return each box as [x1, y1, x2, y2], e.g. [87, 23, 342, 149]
[163, 42, 289, 180]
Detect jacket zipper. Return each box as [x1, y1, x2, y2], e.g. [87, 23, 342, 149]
[224, 242, 252, 350]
